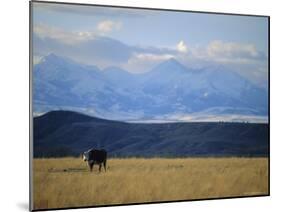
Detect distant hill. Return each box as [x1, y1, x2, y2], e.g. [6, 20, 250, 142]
[33, 111, 269, 158]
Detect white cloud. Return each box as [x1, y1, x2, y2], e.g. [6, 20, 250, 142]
[123, 53, 175, 73]
[34, 23, 96, 44]
[34, 24, 264, 67]
[33, 55, 43, 65]
[97, 20, 122, 34]
[206, 40, 261, 64]
[34, 21, 123, 45]
[133, 53, 175, 61]
[176, 40, 188, 53]
[178, 40, 266, 67]
[33, 24, 267, 86]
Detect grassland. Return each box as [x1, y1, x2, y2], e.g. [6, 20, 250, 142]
[33, 158, 268, 210]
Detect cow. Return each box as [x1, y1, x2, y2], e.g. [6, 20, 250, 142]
[82, 148, 107, 172]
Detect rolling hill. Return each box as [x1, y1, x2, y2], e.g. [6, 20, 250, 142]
[33, 111, 269, 158]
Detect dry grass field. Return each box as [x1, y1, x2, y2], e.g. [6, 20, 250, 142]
[33, 158, 268, 210]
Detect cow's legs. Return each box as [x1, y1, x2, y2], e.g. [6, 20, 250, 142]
[89, 161, 94, 172]
[103, 160, 107, 172]
[99, 164, 102, 172]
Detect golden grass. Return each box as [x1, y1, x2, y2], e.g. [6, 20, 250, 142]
[33, 157, 268, 210]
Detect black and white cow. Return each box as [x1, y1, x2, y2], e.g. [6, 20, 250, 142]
[82, 149, 107, 172]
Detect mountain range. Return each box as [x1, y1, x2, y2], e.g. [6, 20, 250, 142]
[33, 53, 268, 122]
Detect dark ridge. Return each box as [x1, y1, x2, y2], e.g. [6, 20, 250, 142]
[33, 110, 269, 158]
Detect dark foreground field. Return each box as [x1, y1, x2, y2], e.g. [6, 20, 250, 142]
[33, 157, 268, 210]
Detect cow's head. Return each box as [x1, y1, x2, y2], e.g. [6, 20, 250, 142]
[82, 150, 90, 162]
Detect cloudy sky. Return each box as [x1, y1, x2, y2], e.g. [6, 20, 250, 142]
[32, 2, 269, 88]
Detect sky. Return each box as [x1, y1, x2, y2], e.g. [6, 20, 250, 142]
[32, 2, 269, 88]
